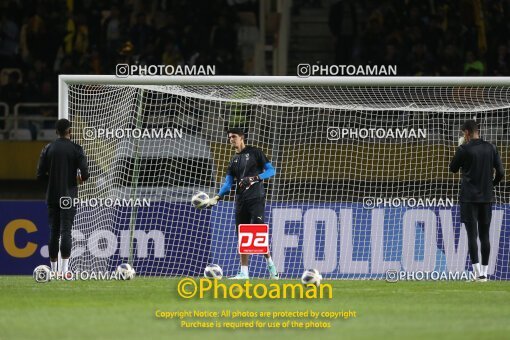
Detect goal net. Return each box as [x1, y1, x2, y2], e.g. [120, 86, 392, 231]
[60, 76, 510, 280]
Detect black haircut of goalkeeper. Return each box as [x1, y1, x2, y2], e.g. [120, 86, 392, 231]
[56, 118, 71, 137]
[227, 127, 247, 140]
[461, 120, 479, 135]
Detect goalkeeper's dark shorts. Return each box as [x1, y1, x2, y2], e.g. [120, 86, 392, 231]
[235, 197, 265, 231]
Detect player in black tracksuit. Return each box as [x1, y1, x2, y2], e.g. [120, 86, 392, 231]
[37, 119, 89, 273]
[205, 127, 278, 279]
[449, 120, 504, 281]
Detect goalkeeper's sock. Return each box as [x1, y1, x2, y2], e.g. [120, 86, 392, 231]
[241, 266, 249, 276]
[472, 263, 481, 277]
[481, 265, 488, 277]
[266, 257, 274, 267]
[50, 261, 58, 272]
[62, 259, 69, 273]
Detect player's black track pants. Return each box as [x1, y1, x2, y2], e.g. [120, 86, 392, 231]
[460, 202, 492, 265]
[48, 204, 76, 259]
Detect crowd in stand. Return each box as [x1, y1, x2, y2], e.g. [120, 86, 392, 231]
[0, 0, 244, 108]
[1, 0, 509, 111]
[328, 0, 510, 76]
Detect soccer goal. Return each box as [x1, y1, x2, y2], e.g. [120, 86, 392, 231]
[59, 75, 510, 280]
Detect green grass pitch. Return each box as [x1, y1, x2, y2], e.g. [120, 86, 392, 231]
[1, 276, 509, 340]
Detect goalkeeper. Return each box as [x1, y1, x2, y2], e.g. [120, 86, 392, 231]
[450, 120, 504, 282]
[204, 127, 278, 279]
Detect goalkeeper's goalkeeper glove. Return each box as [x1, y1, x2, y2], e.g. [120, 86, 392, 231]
[458, 136, 466, 146]
[205, 195, 221, 208]
[238, 176, 260, 190]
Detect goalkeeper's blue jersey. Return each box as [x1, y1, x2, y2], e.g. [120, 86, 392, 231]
[226, 146, 269, 201]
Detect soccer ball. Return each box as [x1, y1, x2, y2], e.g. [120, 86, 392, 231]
[116, 263, 136, 280]
[191, 191, 209, 209]
[33, 265, 51, 283]
[301, 269, 322, 287]
[204, 264, 223, 279]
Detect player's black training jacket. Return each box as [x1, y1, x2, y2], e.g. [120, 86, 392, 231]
[37, 138, 90, 204]
[227, 146, 269, 201]
[449, 138, 504, 202]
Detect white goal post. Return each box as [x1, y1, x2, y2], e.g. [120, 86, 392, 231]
[58, 75, 510, 280]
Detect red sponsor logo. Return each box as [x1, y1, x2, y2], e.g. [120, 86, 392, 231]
[238, 224, 269, 254]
